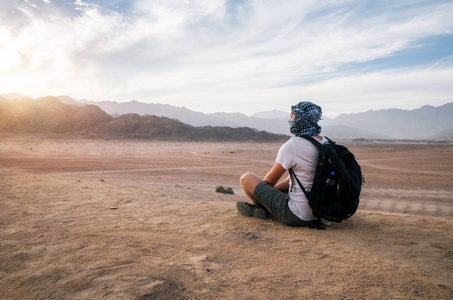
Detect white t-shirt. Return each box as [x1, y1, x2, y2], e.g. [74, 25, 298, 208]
[276, 136, 329, 222]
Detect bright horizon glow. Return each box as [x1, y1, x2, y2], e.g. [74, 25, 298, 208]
[1, 0, 452, 118]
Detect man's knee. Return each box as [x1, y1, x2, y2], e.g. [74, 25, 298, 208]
[240, 172, 255, 186]
[240, 172, 264, 190]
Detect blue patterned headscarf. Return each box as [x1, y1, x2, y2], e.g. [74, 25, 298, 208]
[289, 101, 322, 137]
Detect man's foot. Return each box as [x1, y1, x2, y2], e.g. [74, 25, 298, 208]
[236, 202, 269, 220]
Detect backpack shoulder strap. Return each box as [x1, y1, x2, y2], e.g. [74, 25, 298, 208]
[300, 135, 335, 149]
[288, 168, 310, 199]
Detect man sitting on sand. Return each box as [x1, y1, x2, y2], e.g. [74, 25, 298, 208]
[236, 101, 330, 227]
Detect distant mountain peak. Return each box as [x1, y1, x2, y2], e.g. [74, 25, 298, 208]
[419, 104, 435, 110]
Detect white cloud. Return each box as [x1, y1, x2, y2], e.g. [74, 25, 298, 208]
[0, 0, 452, 115]
[74, 0, 90, 11]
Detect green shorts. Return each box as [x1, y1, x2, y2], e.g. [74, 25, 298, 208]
[253, 181, 315, 227]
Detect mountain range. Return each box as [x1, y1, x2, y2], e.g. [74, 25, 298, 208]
[56, 95, 452, 139]
[0, 96, 287, 141]
[1, 93, 452, 140]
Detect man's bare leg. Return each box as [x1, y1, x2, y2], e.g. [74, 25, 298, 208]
[240, 172, 264, 206]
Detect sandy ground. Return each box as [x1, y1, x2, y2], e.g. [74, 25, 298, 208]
[0, 136, 452, 299]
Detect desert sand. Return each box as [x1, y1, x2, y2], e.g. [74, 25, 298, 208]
[1, 136, 452, 299]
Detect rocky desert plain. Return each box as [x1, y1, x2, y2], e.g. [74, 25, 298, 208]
[1, 136, 452, 299]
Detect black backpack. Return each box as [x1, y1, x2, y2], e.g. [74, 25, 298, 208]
[288, 135, 363, 224]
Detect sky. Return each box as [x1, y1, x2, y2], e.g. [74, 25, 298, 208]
[1, 0, 453, 118]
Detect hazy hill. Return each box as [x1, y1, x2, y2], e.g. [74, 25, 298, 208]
[0, 97, 288, 142]
[431, 128, 453, 139]
[321, 124, 390, 140]
[332, 103, 453, 139]
[54, 95, 85, 106]
[0, 96, 112, 135]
